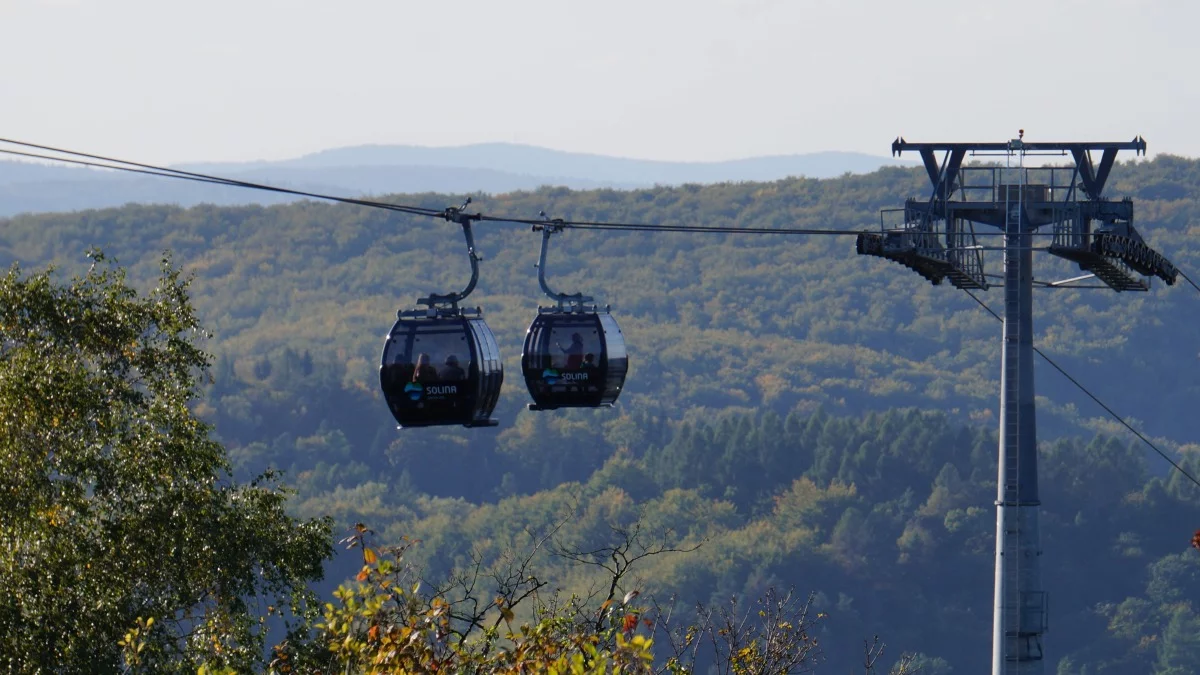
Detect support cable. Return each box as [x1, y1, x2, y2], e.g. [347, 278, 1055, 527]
[1, 147, 269, 190]
[1178, 268, 1200, 296]
[0, 143, 867, 236]
[961, 287, 1200, 492]
[0, 140, 443, 218]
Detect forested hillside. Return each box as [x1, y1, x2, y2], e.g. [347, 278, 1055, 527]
[2, 155, 1199, 672]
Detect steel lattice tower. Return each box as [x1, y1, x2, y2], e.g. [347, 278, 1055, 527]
[857, 134, 1177, 675]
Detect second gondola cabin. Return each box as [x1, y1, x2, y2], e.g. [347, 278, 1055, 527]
[521, 308, 627, 410]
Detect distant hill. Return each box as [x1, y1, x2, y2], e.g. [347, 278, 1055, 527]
[0, 143, 916, 216]
[181, 144, 919, 184]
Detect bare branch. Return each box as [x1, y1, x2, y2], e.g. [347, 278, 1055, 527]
[646, 587, 823, 675]
[863, 635, 884, 674]
[552, 514, 703, 634]
[888, 652, 922, 675]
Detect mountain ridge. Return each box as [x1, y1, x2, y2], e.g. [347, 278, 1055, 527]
[179, 142, 918, 183]
[0, 142, 916, 217]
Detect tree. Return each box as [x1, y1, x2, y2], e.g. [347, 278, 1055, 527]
[0, 252, 332, 673]
[1156, 605, 1200, 675]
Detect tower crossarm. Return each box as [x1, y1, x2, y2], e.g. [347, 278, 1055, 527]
[887, 137, 1172, 293]
[893, 138, 1147, 157]
[893, 137, 1148, 202]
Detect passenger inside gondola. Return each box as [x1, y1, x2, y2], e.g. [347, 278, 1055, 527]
[439, 354, 466, 380]
[558, 332, 584, 369]
[384, 351, 413, 387]
[581, 353, 596, 369]
[412, 353, 438, 383]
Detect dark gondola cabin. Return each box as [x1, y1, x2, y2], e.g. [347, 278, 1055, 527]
[380, 312, 502, 428]
[521, 310, 627, 410]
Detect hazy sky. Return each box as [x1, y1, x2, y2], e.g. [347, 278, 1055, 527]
[2, 0, 1194, 165]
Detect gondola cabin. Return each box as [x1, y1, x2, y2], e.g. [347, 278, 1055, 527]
[521, 309, 627, 410]
[380, 312, 503, 428]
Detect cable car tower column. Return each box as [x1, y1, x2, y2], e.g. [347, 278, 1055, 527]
[857, 133, 1172, 674]
[994, 144, 1044, 675]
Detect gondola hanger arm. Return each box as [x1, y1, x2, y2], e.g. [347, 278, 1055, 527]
[534, 211, 594, 311]
[416, 199, 486, 311]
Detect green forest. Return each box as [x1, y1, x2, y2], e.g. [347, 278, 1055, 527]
[2, 155, 1199, 673]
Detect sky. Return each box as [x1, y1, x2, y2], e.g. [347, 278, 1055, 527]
[1, 0, 1196, 165]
